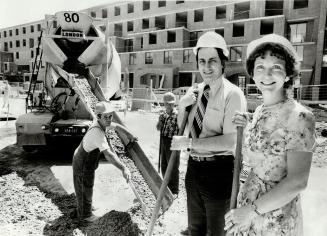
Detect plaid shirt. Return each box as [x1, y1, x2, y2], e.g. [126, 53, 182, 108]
[159, 109, 179, 138]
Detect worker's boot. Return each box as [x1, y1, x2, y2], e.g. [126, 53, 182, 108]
[81, 213, 99, 224]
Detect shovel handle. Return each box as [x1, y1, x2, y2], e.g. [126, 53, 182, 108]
[230, 126, 244, 209]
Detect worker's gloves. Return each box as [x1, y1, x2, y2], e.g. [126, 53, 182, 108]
[126, 136, 138, 149]
[171, 136, 192, 151]
[179, 86, 199, 108]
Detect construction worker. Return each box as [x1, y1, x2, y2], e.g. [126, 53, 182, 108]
[1, 80, 10, 111]
[72, 101, 135, 224]
[171, 31, 247, 235]
[156, 92, 180, 195]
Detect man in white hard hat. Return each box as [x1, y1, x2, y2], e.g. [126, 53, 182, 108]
[72, 101, 135, 224]
[171, 31, 247, 235]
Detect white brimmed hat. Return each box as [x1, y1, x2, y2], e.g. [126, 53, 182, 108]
[94, 101, 115, 115]
[193, 31, 229, 58]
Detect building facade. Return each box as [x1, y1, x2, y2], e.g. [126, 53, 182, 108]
[1, 0, 326, 97]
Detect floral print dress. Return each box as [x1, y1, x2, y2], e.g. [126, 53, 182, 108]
[237, 99, 316, 236]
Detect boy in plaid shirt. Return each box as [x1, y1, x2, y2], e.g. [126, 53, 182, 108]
[156, 92, 180, 195]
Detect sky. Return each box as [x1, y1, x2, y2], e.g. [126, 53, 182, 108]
[0, 0, 120, 29]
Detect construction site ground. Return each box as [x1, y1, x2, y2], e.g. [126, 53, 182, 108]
[0, 97, 327, 236]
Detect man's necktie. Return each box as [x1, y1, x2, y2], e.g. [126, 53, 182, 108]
[190, 84, 210, 138]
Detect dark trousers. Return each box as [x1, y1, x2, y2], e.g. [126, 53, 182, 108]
[185, 156, 234, 236]
[160, 136, 180, 194]
[72, 144, 100, 219]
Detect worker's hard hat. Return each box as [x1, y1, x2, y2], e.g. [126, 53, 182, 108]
[94, 101, 115, 115]
[163, 92, 176, 104]
[246, 34, 300, 75]
[193, 31, 229, 58]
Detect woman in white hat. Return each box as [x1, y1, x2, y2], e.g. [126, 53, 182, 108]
[224, 34, 316, 235]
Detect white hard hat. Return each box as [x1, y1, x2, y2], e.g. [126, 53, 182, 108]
[193, 31, 229, 58]
[163, 92, 176, 104]
[246, 34, 300, 75]
[246, 34, 299, 61]
[94, 101, 115, 115]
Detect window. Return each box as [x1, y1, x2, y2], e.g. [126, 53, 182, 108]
[149, 33, 157, 44]
[233, 23, 244, 37]
[30, 25, 34, 33]
[37, 24, 41, 31]
[16, 40, 20, 47]
[141, 76, 147, 85]
[16, 52, 19, 59]
[0, 33, 1, 38]
[215, 28, 224, 37]
[265, 0, 283, 16]
[114, 23, 123, 37]
[190, 31, 201, 47]
[234, 1, 250, 20]
[141, 37, 143, 49]
[183, 49, 192, 63]
[9, 30, 12, 36]
[294, 45, 304, 61]
[23, 27, 26, 34]
[216, 6, 226, 19]
[129, 53, 136, 65]
[260, 20, 274, 35]
[167, 31, 176, 43]
[29, 38, 34, 48]
[143, 1, 150, 10]
[289, 23, 307, 43]
[53, 20, 57, 28]
[102, 9, 107, 18]
[115, 7, 120, 16]
[127, 21, 134, 32]
[16, 29, 19, 35]
[230, 47, 242, 61]
[176, 0, 184, 3]
[10, 41, 12, 48]
[4, 42, 8, 51]
[164, 51, 173, 64]
[145, 52, 153, 64]
[176, 12, 187, 28]
[128, 3, 134, 13]
[31, 50, 34, 58]
[142, 18, 149, 29]
[90, 11, 96, 17]
[155, 16, 166, 30]
[194, 9, 203, 22]
[4, 31, 7, 37]
[125, 39, 133, 52]
[23, 39, 26, 47]
[158, 0, 166, 7]
[294, 0, 308, 9]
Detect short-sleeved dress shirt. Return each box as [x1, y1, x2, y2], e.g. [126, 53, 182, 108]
[186, 76, 247, 157]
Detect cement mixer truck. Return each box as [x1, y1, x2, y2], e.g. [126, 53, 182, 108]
[15, 11, 173, 212]
[16, 11, 122, 151]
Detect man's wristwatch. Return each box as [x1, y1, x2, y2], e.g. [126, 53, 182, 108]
[250, 202, 261, 216]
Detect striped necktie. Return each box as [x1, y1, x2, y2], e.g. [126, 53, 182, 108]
[190, 84, 210, 138]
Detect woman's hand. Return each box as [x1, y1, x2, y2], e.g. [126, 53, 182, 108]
[171, 136, 192, 150]
[224, 205, 257, 234]
[232, 111, 250, 128]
